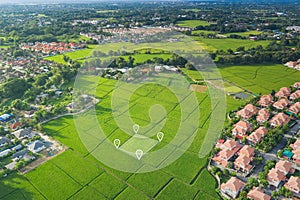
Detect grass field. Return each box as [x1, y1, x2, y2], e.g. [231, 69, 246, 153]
[192, 37, 270, 51]
[219, 64, 300, 94]
[176, 20, 210, 28]
[223, 30, 262, 37]
[5, 41, 292, 199]
[0, 74, 248, 200]
[192, 30, 217, 35]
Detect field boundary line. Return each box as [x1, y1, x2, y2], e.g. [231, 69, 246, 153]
[152, 177, 174, 199]
[23, 176, 48, 200]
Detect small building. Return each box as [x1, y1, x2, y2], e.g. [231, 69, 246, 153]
[236, 104, 258, 119]
[238, 145, 255, 158]
[12, 149, 28, 161]
[267, 168, 286, 188]
[293, 82, 300, 89]
[275, 160, 294, 175]
[0, 114, 13, 122]
[247, 187, 271, 200]
[269, 113, 290, 127]
[272, 98, 290, 110]
[12, 128, 32, 140]
[0, 149, 12, 158]
[284, 176, 300, 194]
[234, 154, 253, 173]
[275, 87, 291, 99]
[27, 140, 45, 153]
[258, 94, 273, 107]
[0, 137, 9, 147]
[256, 108, 270, 124]
[247, 127, 268, 145]
[9, 122, 22, 130]
[212, 139, 242, 167]
[290, 90, 300, 100]
[289, 102, 300, 115]
[220, 177, 245, 199]
[232, 120, 252, 139]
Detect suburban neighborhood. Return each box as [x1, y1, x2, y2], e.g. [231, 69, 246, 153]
[210, 82, 300, 199]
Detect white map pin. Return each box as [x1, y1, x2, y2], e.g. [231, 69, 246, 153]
[114, 139, 120, 148]
[157, 132, 164, 142]
[133, 124, 139, 134]
[135, 149, 143, 160]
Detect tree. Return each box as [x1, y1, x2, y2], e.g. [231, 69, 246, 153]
[34, 74, 48, 87]
[185, 62, 195, 70]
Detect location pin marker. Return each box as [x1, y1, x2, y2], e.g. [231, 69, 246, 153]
[135, 149, 143, 160]
[133, 124, 139, 134]
[114, 139, 121, 148]
[157, 132, 164, 142]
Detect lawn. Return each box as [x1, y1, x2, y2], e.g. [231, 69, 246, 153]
[176, 20, 210, 28]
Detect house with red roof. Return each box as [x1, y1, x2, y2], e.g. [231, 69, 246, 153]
[284, 176, 300, 194]
[236, 104, 258, 119]
[291, 139, 300, 164]
[247, 187, 271, 200]
[247, 127, 268, 145]
[238, 145, 255, 158]
[272, 98, 290, 110]
[212, 139, 242, 167]
[267, 168, 286, 188]
[258, 94, 273, 107]
[289, 102, 300, 115]
[275, 87, 291, 99]
[256, 108, 270, 124]
[234, 155, 253, 173]
[275, 160, 295, 175]
[293, 82, 300, 89]
[290, 90, 300, 100]
[232, 120, 252, 139]
[220, 177, 245, 199]
[269, 113, 290, 127]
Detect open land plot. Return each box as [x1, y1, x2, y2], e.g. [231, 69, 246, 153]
[176, 20, 210, 27]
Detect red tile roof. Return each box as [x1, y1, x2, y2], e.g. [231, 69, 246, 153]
[247, 187, 271, 200]
[256, 108, 270, 123]
[269, 113, 290, 127]
[275, 160, 294, 175]
[258, 94, 273, 107]
[272, 98, 290, 110]
[221, 177, 245, 194]
[284, 176, 300, 194]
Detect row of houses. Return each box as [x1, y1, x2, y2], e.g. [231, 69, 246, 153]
[20, 42, 83, 55]
[221, 177, 271, 199]
[284, 59, 300, 71]
[213, 140, 255, 174]
[212, 82, 300, 199]
[221, 160, 299, 199]
[0, 126, 49, 171]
